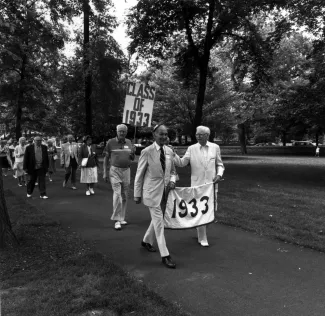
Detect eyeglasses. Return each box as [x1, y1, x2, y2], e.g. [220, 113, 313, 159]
[196, 134, 208, 137]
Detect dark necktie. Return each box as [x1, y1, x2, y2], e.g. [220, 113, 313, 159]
[160, 146, 165, 173]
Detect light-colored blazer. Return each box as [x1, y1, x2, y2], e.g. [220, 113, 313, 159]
[174, 141, 225, 191]
[134, 143, 176, 208]
[60, 142, 79, 167]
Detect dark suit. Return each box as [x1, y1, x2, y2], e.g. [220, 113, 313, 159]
[23, 144, 49, 196]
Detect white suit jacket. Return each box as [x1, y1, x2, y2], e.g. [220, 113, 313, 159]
[134, 143, 176, 208]
[60, 142, 79, 167]
[174, 141, 225, 191]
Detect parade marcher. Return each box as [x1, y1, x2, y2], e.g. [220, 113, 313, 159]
[14, 137, 27, 186]
[61, 134, 79, 190]
[134, 124, 177, 269]
[47, 139, 57, 182]
[26, 138, 39, 185]
[103, 124, 135, 230]
[79, 135, 99, 196]
[8, 140, 17, 177]
[173, 125, 225, 247]
[23, 136, 49, 199]
[315, 146, 320, 157]
[0, 140, 11, 176]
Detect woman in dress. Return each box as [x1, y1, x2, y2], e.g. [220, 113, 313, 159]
[14, 137, 27, 186]
[47, 139, 57, 182]
[78, 135, 98, 196]
[0, 140, 11, 176]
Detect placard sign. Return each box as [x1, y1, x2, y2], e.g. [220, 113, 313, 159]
[123, 82, 156, 127]
[164, 183, 215, 229]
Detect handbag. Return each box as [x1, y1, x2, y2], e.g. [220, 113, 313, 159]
[81, 158, 88, 167]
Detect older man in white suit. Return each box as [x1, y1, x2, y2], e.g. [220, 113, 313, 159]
[134, 124, 177, 269]
[173, 125, 225, 247]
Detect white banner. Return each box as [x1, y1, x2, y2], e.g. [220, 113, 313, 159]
[122, 82, 156, 127]
[164, 183, 215, 229]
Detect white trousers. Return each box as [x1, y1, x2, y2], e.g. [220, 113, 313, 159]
[196, 190, 218, 243]
[110, 166, 130, 222]
[197, 226, 207, 243]
[143, 206, 169, 257]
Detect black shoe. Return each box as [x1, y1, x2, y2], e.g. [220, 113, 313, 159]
[141, 241, 156, 252]
[162, 256, 176, 269]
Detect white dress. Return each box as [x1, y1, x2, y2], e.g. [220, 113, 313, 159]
[80, 145, 98, 183]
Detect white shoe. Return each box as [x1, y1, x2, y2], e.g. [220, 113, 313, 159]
[86, 190, 91, 196]
[40, 195, 49, 199]
[35, 182, 38, 185]
[199, 240, 209, 247]
[114, 221, 121, 230]
[71, 186, 77, 190]
[18, 183, 22, 187]
[120, 220, 128, 225]
[49, 178, 52, 182]
[13, 175, 17, 179]
[27, 194, 32, 198]
[89, 188, 95, 195]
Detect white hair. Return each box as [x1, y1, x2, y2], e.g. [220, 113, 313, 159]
[117, 124, 128, 131]
[196, 126, 210, 135]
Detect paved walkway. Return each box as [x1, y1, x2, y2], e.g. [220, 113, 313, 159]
[3, 164, 325, 316]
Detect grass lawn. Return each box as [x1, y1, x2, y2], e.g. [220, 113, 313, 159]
[0, 190, 190, 316]
[2, 155, 325, 315]
[175, 155, 325, 252]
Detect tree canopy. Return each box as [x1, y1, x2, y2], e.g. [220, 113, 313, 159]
[126, 0, 292, 138]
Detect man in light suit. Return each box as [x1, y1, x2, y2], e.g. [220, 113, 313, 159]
[173, 125, 225, 247]
[60, 134, 79, 189]
[134, 124, 177, 269]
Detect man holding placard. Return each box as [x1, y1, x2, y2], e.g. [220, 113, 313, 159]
[173, 125, 225, 247]
[103, 124, 135, 231]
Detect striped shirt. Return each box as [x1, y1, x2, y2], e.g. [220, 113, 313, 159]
[104, 137, 134, 168]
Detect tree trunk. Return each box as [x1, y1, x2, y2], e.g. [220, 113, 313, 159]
[192, 56, 209, 139]
[0, 168, 18, 248]
[315, 133, 319, 147]
[15, 54, 27, 140]
[238, 123, 247, 154]
[84, 0, 92, 136]
[282, 131, 287, 146]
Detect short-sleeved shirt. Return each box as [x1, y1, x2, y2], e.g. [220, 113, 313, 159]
[104, 137, 134, 169]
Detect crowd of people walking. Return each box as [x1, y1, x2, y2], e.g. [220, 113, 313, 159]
[1, 123, 224, 269]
